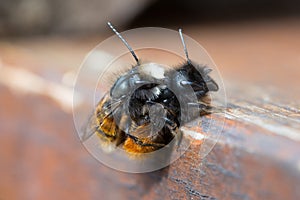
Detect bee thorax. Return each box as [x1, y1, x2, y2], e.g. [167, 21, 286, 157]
[138, 63, 166, 80]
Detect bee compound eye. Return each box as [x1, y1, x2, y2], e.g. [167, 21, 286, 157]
[110, 76, 131, 99]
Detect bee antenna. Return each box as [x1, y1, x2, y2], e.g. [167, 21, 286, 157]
[179, 29, 191, 65]
[107, 22, 139, 64]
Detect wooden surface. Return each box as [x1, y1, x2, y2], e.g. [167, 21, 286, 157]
[0, 18, 300, 199]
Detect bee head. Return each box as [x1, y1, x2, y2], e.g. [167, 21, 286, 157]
[110, 63, 167, 100]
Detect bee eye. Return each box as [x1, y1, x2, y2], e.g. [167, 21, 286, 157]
[110, 80, 128, 99]
[110, 75, 134, 99]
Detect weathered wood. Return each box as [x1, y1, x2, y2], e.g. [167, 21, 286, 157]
[1, 66, 299, 200]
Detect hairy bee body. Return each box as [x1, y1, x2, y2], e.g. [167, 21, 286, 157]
[90, 61, 218, 154]
[85, 23, 218, 155]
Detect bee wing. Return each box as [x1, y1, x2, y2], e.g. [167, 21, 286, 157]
[82, 113, 99, 142]
[129, 121, 166, 141]
[129, 122, 152, 138]
[82, 93, 124, 142]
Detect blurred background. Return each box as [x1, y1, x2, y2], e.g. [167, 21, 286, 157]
[1, 0, 300, 35]
[0, 0, 300, 199]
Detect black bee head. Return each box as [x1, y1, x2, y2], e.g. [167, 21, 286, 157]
[170, 62, 218, 99]
[110, 63, 167, 100]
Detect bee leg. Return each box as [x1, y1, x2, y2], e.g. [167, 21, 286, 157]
[162, 117, 183, 150]
[188, 102, 211, 109]
[194, 90, 207, 98]
[163, 117, 178, 131]
[188, 102, 224, 115]
[175, 129, 183, 152]
[126, 134, 164, 148]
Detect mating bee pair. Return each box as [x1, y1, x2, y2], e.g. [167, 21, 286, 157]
[86, 22, 218, 155]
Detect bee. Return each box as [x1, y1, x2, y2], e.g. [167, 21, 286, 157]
[85, 22, 219, 155]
